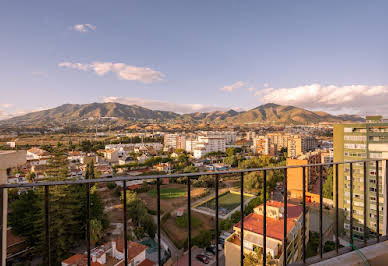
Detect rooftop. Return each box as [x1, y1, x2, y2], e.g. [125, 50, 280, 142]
[234, 201, 303, 241]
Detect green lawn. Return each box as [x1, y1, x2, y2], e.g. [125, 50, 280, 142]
[175, 213, 201, 229]
[199, 192, 252, 212]
[148, 187, 186, 199]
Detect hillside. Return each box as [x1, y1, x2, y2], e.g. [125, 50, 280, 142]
[0, 102, 364, 127]
[1, 102, 180, 125]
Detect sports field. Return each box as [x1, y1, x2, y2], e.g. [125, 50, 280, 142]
[148, 187, 186, 199]
[198, 191, 252, 212]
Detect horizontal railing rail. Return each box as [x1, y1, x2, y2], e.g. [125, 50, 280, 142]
[0, 159, 382, 189]
[1, 158, 387, 266]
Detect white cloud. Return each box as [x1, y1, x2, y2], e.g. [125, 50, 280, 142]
[1, 104, 13, 108]
[31, 71, 48, 78]
[0, 110, 12, 120]
[220, 81, 246, 92]
[103, 96, 239, 114]
[59, 61, 164, 83]
[260, 83, 388, 115]
[73, 24, 96, 32]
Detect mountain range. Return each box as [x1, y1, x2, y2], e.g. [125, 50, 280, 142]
[0, 102, 364, 126]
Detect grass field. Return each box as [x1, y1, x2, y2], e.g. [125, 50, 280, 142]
[148, 187, 186, 199]
[199, 192, 252, 212]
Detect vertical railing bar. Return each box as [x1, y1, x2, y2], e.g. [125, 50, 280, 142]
[45, 185, 51, 266]
[335, 164, 339, 254]
[215, 174, 219, 266]
[283, 168, 287, 266]
[187, 176, 192, 266]
[263, 170, 267, 266]
[350, 162, 354, 249]
[123, 180, 128, 265]
[240, 172, 244, 266]
[319, 165, 323, 259]
[376, 160, 380, 242]
[386, 160, 388, 238]
[157, 178, 161, 265]
[363, 161, 367, 246]
[86, 182, 91, 266]
[302, 166, 306, 263]
[0, 188, 3, 265]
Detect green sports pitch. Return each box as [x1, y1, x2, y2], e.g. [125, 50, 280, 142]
[148, 187, 186, 199]
[198, 191, 252, 213]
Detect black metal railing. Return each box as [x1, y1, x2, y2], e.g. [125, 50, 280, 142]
[1, 159, 388, 265]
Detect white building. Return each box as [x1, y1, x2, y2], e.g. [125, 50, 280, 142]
[193, 135, 226, 158]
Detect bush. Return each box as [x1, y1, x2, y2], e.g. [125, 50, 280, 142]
[107, 182, 116, 190]
[162, 212, 171, 223]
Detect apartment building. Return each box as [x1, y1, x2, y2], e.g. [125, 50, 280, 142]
[286, 151, 323, 200]
[224, 200, 309, 266]
[163, 134, 186, 151]
[198, 131, 237, 144]
[267, 133, 290, 150]
[193, 135, 226, 158]
[287, 136, 318, 158]
[334, 116, 388, 240]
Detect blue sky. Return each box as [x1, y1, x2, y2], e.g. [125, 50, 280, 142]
[1, 0, 388, 119]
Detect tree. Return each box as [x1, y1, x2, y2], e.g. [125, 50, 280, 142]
[90, 219, 103, 246]
[323, 167, 333, 199]
[243, 246, 273, 265]
[26, 171, 36, 183]
[9, 190, 41, 247]
[224, 155, 238, 167]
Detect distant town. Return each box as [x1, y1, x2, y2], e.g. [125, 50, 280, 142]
[2, 111, 385, 266]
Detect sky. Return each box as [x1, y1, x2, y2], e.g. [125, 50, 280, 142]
[1, 0, 388, 120]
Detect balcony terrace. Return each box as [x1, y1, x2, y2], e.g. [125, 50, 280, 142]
[0, 150, 387, 265]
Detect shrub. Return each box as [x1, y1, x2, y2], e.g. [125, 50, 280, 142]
[107, 182, 116, 190]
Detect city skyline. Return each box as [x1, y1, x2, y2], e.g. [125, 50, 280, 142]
[1, 1, 388, 119]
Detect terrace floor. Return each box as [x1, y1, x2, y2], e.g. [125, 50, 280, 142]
[311, 240, 388, 266]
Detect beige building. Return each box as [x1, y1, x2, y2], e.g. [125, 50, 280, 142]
[287, 135, 318, 158]
[224, 200, 309, 265]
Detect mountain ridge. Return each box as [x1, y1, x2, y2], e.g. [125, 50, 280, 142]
[0, 102, 365, 126]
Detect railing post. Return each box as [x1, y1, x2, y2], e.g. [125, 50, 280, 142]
[364, 162, 367, 245]
[0, 188, 3, 265]
[283, 168, 287, 266]
[215, 174, 219, 266]
[157, 178, 161, 265]
[376, 160, 380, 242]
[45, 185, 51, 266]
[385, 160, 388, 237]
[302, 166, 306, 263]
[319, 165, 323, 259]
[123, 180, 128, 265]
[240, 172, 244, 266]
[335, 164, 339, 254]
[187, 176, 191, 266]
[86, 182, 91, 266]
[350, 163, 354, 248]
[263, 170, 267, 266]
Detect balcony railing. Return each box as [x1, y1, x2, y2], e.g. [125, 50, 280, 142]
[1, 159, 387, 265]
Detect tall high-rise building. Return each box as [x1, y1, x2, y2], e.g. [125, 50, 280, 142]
[334, 116, 388, 240]
[287, 135, 318, 158]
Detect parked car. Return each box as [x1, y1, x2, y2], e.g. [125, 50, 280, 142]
[196, 254, 209, 264]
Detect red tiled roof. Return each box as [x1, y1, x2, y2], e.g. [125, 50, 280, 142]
[128, 184, 142, 190]
[234, 201, 303, 241]
[138, 258, 156, 266]
[115, 239, 147, 261]
[62, 254, 87, 265]
[62, 254, 102, 266]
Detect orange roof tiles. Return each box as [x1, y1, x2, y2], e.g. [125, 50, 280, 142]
[234, 201, 303, 241]
[115, 239, 147, 261]
[138, 258, 156, 266]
